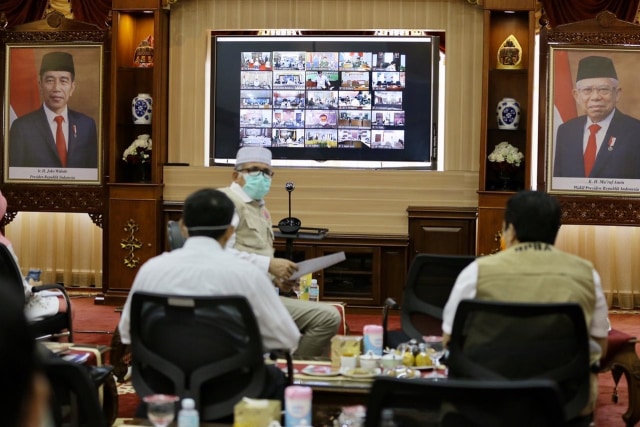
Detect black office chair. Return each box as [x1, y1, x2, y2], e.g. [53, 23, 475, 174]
[130, 292, 292, 422]
[42, 351, 110, 427]
[382, 253, 475, 349]
[167, 220, 186, 250]
[0, 243, 74, 342]
[447, 300, 592, 426]
[364, 376, 566, 427]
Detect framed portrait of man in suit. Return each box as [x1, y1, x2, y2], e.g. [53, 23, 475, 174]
[3, 43, 103, 184]
[546, 46, 640, 198]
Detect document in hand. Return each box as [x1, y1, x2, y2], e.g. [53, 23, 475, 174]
[289, 251, 346, 280]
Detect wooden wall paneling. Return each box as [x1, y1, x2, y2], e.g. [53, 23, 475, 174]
[163, 0, 484, 236]
[104, 185, 162, 304]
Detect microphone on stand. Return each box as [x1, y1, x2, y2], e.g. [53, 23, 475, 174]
[278, 181, 301, 234]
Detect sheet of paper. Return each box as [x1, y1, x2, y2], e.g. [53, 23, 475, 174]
[290, 251, 346, 280]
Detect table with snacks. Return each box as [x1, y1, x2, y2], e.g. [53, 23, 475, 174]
[277, 354, 445, 426]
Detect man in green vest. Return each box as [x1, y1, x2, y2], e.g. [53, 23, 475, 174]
[220, 146, 341, 358]
[442, 190, 609, 414]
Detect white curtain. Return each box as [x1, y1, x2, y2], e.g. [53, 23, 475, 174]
[5, 212, 102, 287]
[556, 225, 640, 309]
[3, 212, 639, 308]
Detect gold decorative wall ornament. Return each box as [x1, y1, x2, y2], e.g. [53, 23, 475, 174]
[497, 34, 523, 69]
[121, 219, 143, 268]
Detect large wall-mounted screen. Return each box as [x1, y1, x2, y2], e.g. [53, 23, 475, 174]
[210, 35, 440, 168]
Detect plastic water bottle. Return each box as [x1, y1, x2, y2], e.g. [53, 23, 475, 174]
[26, 268, 42, 282]
[308, 279, 319, 302]
[177, 398, 199, 427]
[285, 385, 312, 427]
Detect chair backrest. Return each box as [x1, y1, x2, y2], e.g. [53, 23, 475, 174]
[401, 253, 475, 339]
[0, 242, 27, 303]
[167, 220, 186, 250]
[447, 299, 591, 422]
[0, 243, 74, 342]
[364, 376, 565, 427]
[42, 353, 109, 427]
[130, 292, 267, 421]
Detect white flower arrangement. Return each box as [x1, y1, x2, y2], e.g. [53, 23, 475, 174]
[122, 134, 152, 164]
[488, 141, 524, 170]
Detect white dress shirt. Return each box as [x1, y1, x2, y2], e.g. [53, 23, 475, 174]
[118, 236, 300, 351]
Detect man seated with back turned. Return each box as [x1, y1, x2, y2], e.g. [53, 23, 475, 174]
[441, 190, 609, 415]
[220, 146, 341, 358]
[118, 188, 300, 400]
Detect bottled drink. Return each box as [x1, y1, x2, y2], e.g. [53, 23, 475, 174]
[363, 324, 383, 356]
[299, 274, 312, 300]
[285, 385, 312, 427]
[26, 268, 42, 282]
[308, 279, 319, 302]
[177, 398, 199, 427]
[415, 343, 430, 367]
[402, 347, 415, 367]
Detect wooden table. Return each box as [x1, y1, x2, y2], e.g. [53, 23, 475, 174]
[283, 359, 374, 424]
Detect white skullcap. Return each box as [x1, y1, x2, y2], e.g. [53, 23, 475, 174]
[235, 146, 272, 166]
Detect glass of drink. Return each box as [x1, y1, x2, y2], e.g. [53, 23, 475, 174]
[143, 394, 179, 427]
[423, 336, 447, 379]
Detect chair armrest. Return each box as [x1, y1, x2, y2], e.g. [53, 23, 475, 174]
[87, 364, 115, 386]
[31, 283, 74, 342]
[382, 298, 399, 349]
[268, 349, 294, 385]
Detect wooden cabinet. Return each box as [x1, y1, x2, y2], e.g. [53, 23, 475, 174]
[407, 207, 477, 260]
[274, 234, 408, 309]
[477, 1, 536, 255]
[104, 186, 162, 302]
[103, 1, 169, 304]
[109, 0, 168, 185]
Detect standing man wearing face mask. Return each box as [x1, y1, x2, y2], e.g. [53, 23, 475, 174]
[220, 147, 341, 358]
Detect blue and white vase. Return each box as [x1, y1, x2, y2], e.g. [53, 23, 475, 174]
[496, 97, 520, 130]
[132, 93, 153, 124]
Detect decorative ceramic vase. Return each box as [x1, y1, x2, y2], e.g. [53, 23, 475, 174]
[497, 34, 522, 69]
[496, 97, 520, 130]
[132, 93, 152, 124]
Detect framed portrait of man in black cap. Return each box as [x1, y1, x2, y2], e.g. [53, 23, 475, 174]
[3, 44, 103, 184]
[546, 47, 640, 197]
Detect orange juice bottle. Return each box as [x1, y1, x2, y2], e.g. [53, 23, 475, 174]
[415, 343, 431, 367]
[401, 344, 415, 367]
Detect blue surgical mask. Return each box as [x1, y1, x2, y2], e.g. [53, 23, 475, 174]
[242, 173, 271, 200]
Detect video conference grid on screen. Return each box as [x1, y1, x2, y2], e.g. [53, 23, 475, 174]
[212, 36, 439, 163]
[238, 50, 406, 150]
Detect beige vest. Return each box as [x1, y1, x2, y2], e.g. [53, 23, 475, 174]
[476, 242, 598, 362]
[476, 242, 600, 412]
[220, 187, 274, 257]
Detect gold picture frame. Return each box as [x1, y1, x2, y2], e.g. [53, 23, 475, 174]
[3, 43, 103, 185]
[538, 11, 640, 226]
[546, 46, 640, 197]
